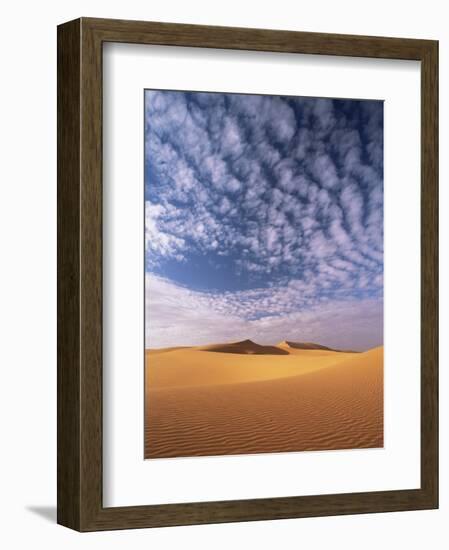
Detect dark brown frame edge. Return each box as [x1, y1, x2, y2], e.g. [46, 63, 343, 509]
[57, 17, 438, 532]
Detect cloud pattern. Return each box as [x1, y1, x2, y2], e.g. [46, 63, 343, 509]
[145, 90, 383, 349]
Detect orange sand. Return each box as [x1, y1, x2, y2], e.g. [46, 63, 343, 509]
[145, 343, 383, 458]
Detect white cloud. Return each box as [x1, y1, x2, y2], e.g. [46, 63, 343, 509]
[145, 203, 185, 261]
[144, 91, 384, 326]
[146, 274, 383, 351]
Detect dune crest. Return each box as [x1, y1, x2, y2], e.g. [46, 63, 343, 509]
[200, 339, 289, 355]
[278, 340, 358, 353]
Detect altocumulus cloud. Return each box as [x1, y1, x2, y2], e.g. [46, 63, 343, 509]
[144, 90, 384, 350]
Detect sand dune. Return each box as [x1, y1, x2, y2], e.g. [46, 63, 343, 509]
[145, 344, 383, 459]
[201, 339, 289, 355]
[278, 340, 357, 353]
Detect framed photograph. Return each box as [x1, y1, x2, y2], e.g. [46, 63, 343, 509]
[57, 17, 438, 531]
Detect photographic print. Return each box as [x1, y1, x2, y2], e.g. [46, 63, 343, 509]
[144, 90, 384, 459]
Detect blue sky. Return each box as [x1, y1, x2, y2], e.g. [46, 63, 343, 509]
[145, 90, 383, 350]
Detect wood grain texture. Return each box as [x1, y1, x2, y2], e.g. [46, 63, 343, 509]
[57, 18, 81, 531]
[420, 40, 439, 504]
[57, 17, 438, 531]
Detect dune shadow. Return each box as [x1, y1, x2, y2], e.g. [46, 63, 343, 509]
[202, 339, 290, 355]
[206, 347, 289, 355]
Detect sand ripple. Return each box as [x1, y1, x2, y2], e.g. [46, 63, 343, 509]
[145, 346, 383, 458]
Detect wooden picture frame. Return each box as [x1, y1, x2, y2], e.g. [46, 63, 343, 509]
[57, 17, 438, 531]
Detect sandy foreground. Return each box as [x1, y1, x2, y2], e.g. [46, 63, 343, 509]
[144, 341, 383, 459]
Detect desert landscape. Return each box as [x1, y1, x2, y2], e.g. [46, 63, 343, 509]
[144, 340, 383, 459]
[144, 92, 384, 460]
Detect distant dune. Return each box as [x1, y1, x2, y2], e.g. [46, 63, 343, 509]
[145, 340, 383, 459]
[278, 340, 358, 353]
[201, 339, 289, 355]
